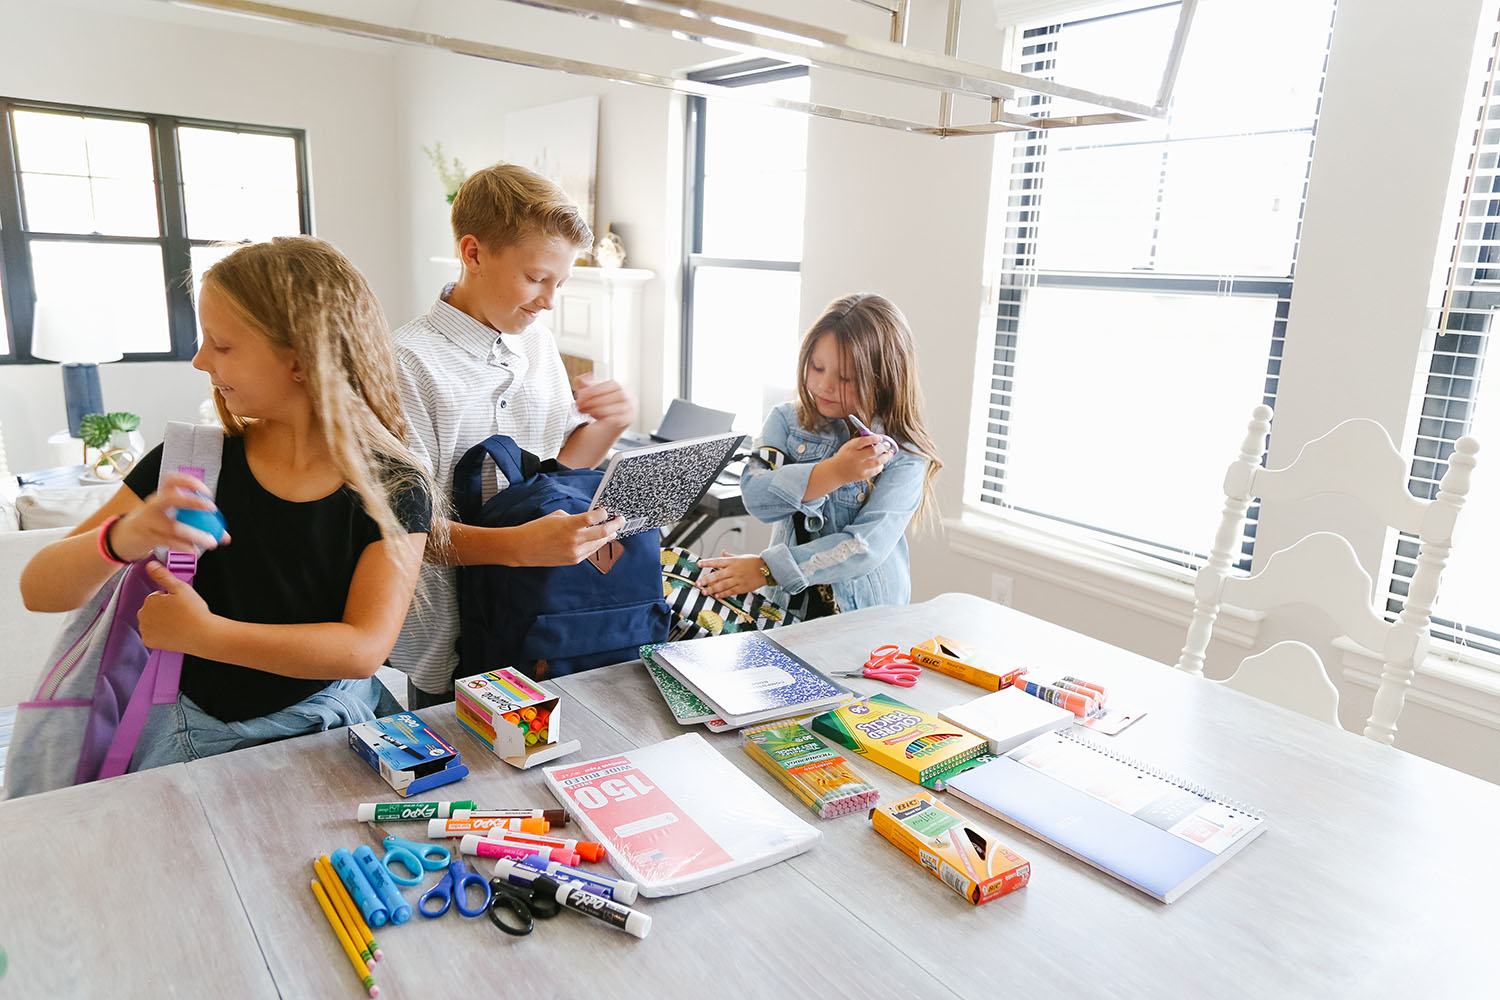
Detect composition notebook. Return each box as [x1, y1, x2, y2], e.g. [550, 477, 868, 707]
[945, 730, 1267, 903]
[652, 631, 849, 728]
[591, 432, 742, 538]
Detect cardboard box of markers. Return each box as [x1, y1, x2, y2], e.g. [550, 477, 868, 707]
[455, 666, 581, 769]
[348, 713, 468, 797]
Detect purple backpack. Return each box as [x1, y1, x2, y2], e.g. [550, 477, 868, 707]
[4, 423, 222, 798]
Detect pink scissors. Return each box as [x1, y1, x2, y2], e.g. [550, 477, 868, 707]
[832, 644, 922, 687]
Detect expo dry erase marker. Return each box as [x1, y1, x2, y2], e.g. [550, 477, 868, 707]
[458, 834, 579, 867]
[534, 875, 651, 939]
[357, 800, 475, 822]
[427, 816, 548, 838]
[492, 856, 639, 905]
[454, 807, 568, 826]
[331, 848, 390, 928]
[481, 829, 608, 863]
[353, 845, 412, 925]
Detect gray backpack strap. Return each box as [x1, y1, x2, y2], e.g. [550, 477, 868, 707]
[154, 422, 225, 564]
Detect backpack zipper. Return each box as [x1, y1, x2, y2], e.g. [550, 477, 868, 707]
[37, 596, 113, 702]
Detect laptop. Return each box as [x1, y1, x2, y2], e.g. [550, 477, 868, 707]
[614, 398, 738, 451]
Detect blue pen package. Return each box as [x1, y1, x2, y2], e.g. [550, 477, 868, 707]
[349, 713, 467, 797]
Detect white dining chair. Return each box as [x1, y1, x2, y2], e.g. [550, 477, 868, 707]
[1177, 405, 1479, 743]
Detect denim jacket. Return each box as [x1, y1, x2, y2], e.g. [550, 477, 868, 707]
[742, 402, 926, 613]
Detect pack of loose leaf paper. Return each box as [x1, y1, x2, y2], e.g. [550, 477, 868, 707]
[543, 733, 819, 896]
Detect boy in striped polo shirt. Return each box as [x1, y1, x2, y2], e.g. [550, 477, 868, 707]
[390, 163, 633, 707]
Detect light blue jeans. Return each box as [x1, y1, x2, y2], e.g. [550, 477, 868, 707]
[131, 677, 401, 770]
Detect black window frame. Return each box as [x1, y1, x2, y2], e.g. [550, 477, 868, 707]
[0, 97, 312, 365]
[680, 60, 809, 398]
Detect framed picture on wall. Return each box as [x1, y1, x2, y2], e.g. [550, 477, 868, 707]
[503, 95, 599, 238]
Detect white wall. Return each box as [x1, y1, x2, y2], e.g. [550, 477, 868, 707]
[0, 0, 404, 471]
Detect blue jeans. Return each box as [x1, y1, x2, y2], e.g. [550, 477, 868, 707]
[131, 677, 401, 770]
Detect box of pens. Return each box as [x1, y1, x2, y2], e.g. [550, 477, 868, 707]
[909, 636, 1027, 691]
[348, 712, 467, 796]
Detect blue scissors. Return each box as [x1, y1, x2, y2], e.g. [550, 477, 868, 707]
[382, 835, 451, 886]
[418, 858, 491, 918]
[831, 644, 922, 687]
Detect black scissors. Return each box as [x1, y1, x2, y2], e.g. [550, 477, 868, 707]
[486, 876, 562, 936]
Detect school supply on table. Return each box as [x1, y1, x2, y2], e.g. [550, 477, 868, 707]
[909, 636, 1027, 692]
[348, 713, 467, 796]
[810, 693, 989, 787]
[354, 845, 412, 924]
[458, 834, 579, 867]
[314, 856, 380, 964]
[454, 667, 582, 768]
[4, 422, 222, 799]
[543, 733, 820, 897]
[742, 721, 881, 819]
[939, 687, 1075, 755]
[480, 828, 607, 863]
[452, 434, 669, 680]
[1058, 676, 1109, 704]
[485, 873, 562, 936]
[640, 644, 729, 730]
[830, 644, 923, 687]
[590, 431, 742, 538]
[651, 631, 850, 728]
[310, 879, 379, 998]
[357, 800, 475, 822]
[536, 873, 653, 938]
[660, 546, 799, 641]
[493, 856, 640, 905]
[380, 836, 450, 885]
[428, 815, 548, 838]
[945, 730, 1267, 904]
[871, 791, 1031, 905]
[459, 807, 568, 825]
[1075, 702, 1146, 735]
[418, 857, 491, 919]
[1015, 678, 1100, 718]
[332, 847, 389, 928]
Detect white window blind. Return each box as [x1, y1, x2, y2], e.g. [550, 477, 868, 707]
[1396, 1, 1500, 657]
[978, 0, 1335, 572]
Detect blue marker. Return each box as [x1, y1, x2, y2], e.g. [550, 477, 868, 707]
[354, 844, 412, 924]
[496, 854, 639, 905]
[331, 847, 389, 928]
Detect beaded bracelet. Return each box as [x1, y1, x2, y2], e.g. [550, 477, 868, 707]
[96, 515, 129, 566]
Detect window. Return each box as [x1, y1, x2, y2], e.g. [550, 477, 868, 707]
[0, 98, 310, 365]
[682, 61, 810, 434]
[1395, 2, 1500, 656]
[977, 0, 1336, 571]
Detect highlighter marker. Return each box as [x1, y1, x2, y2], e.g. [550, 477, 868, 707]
[457, 834, 579, 867]
[481, 829, 607, 863]
[331, 847, 390, 928]
[454, 807, 568, 827]
[357, 800, 475, 822]
[427, 816, 548, 838]
[353, 845, 412, 925]
[1016, 679, 1096, 718]
[535, 874, 651, 939]
[491, 856, 639, 905]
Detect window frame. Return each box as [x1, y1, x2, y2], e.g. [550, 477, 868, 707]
[0, 96, 311, 365]
[680, 60, 809, 399]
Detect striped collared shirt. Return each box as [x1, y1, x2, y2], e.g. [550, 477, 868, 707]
[389, 284, 586, 694]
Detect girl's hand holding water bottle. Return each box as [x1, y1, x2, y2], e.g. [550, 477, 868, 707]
[107, 472, 230, 562]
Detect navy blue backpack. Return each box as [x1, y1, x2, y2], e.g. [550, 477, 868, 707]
[452, 435, 670, 680]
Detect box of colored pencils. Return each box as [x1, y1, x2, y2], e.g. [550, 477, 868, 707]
[909, 636, 1027, 692]
[455, 667, 580, 769]
[742, 721, 880, 819]
[870, 791, 1029, 905]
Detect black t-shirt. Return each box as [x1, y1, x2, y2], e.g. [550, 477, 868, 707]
[125, 435, 431, 722]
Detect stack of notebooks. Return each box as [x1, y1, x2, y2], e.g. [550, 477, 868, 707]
[642, 632, 850, 730]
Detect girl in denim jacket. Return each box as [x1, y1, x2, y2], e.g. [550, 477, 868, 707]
[697, 294, 941, 616]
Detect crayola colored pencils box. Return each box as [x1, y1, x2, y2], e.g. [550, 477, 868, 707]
[455, 667, 581, 769]
[871, 792, 1029, 905]
[910, 636, 1027, 692]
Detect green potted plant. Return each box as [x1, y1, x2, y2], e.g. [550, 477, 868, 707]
[422, 142, 468, 204]
[79, 411, 142, 481]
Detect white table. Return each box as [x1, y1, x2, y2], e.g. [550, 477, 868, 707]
[1, 593, 1496, 998]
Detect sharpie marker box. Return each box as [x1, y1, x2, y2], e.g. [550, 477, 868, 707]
[348, 713, 468, 797]
[909, 636, 1027, 692]
[870, 792, 1029, 906]
[454, 667, 581, 770]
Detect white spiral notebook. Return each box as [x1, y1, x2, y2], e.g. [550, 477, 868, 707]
[945, 730, 1266, 903]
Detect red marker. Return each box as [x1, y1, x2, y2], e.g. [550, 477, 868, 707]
[457, 834, 579, 867]
[482, 829, 607, 863]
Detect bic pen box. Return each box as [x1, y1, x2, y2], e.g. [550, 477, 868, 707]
[349, 713, 467, 796]
[910, 636, 1027, 692]
[870, 791, 1030, 905]
[455, 667, 581, 769]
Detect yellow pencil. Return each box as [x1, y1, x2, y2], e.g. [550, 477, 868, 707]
[314, 859, 372, 965]
[317, 856, 382, 962]
[311, 880, 378, 998]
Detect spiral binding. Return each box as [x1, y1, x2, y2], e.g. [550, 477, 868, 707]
[1056, 729, 1266, 820]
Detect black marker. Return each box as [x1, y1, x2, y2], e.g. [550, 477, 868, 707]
[534, 875, 651, 938]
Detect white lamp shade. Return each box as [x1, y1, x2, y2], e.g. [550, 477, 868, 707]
[30, 298, 124, 364]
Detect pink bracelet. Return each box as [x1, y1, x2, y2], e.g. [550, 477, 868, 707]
[96, 515, 129, 566]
